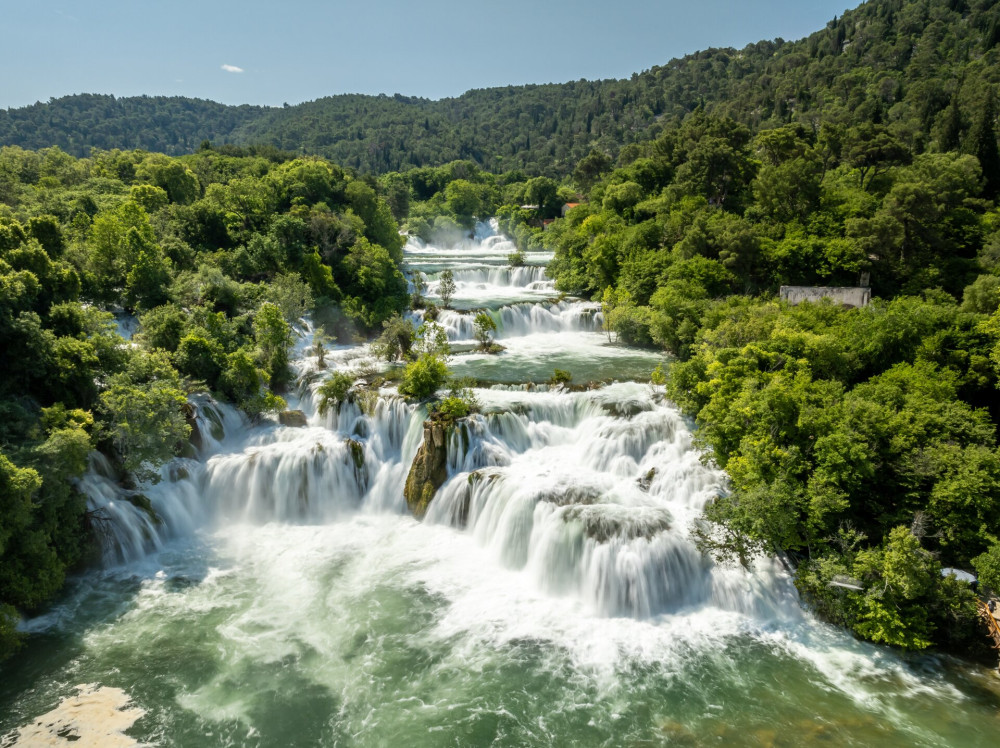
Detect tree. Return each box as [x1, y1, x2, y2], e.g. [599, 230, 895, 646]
[973, 542, 1000, 593]
[413, 321, 450, 358]
[843, 124, 912, 191]
[473, 311, 498, 350]
[444, 179, 482, 227]
[970, 89, 1000, 199]
[850, 527, 938, 650]
[0, 452, 42, 659]
[99, 377, 190, 484]
[410, 270, 428, 308]
[339, 237, 408, 328]
[573, 149, 612, 192]
[938, 90, 963, 152]
[253, 302, 292, 391]
[525, 177, 560, 218]
[438, 269, 456, 309]
[372, 314, 414, 362]
[124, 232, 171, 311]
[174, 333, 225, 387]
[265, 273, 313, 323]
[138, 156, 199, 204]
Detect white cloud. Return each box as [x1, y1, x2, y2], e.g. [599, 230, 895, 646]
[221, 64, 244, 73]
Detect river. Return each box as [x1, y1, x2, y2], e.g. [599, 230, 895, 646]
[1, 222, 998, 746]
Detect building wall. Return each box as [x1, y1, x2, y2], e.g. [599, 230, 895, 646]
[779, 286, 871, 308]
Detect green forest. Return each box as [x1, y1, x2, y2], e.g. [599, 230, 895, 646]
[6, 0, 1000, 176]
[6, 0, 1000, 661]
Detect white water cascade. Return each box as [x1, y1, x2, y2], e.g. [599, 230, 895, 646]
[424, 383, 796, 620]
[427, 300, 602, 342]
[23, 220, 989, 748]
[76, 222, 787, 624]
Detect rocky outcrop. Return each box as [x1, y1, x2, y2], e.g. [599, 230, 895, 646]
[180, 402, 201, 458]
[279, 410, 308, 427]
[404, 420, 449, 519]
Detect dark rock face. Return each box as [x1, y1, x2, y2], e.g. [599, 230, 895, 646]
[278, 410, 308, 427]
[181, 402, 202, 457]
[404, 421, 449, 519]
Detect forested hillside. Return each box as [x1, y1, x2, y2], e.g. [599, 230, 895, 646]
[0, 95, 265, 156]
[6, 0, 1000, 174]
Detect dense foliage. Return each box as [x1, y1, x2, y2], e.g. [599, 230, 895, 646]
[0, 145, 407, 657]
[0, 95, 265, 156]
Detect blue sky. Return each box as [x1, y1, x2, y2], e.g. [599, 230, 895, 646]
[3, 1, 853, 109]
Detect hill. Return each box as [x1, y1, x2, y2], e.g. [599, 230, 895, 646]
[4, 0, 1000, 174]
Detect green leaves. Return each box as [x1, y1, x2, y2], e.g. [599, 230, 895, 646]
[253, 302, 292, 391]
[398, 353, 449, 401]
[99, 376, 190, 485]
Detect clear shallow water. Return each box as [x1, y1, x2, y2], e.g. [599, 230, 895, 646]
[3, 222, 1000, 747]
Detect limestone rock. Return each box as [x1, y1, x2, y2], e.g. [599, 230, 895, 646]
[404, 420, 449, 519]
[279, 410, 308, 427]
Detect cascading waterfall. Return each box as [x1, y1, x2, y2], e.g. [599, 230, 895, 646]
[424, 300, 602, 342]
[423, 383, 797, 620]
[77, 395, 245, 565]
[74, 223, 784, 613]
[78, 375, 429, 562]
[12, 220, 994, 748]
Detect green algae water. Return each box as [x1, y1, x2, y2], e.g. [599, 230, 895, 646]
[2, 222, 999, 747]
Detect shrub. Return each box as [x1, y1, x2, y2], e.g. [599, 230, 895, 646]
[317, 371, 354, 416]
[398, 353, 448, 400]
[650, 362, 667, 386]
[550, 369, 573, 386]
[435, 396, 472, 420]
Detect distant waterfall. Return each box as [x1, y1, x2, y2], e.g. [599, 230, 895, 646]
[423, 301, 603, 342]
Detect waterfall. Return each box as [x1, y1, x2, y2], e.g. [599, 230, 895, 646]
[75, 222, 790, 627]
[423, 383, 798, 620]
[421, 301, 603, 342]
[15, 220, 979, 748]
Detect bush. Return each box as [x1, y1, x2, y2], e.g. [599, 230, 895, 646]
[650, 363, 667, 385]
[220, 349, 286, 419]
[317, 371, 354, 416]
[550, 369, 573, 386]
[433, 379, 481, 421]
[435, 396, 472, 420]
[398, 353, 449, 400]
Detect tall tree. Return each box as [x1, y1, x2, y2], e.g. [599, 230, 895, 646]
[970, 89, 1000, 199]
